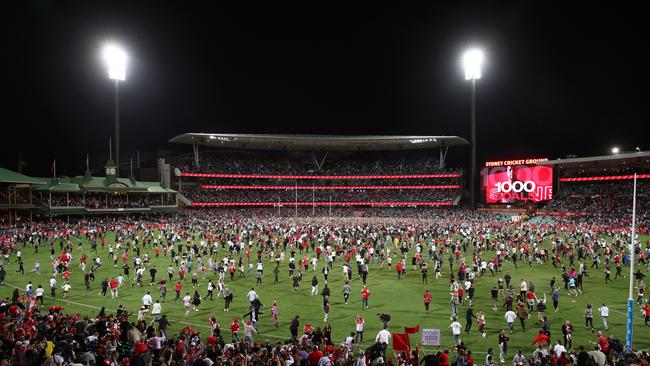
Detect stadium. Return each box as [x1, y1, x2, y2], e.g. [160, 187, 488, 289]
[1, 131, 649, 366]
[3, 3, 649, 366]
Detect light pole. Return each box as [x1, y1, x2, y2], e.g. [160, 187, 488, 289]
[102, 44, 127, 177]
[463, 49, 484, 207]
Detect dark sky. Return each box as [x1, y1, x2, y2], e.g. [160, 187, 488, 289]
[4, 1, 648, 176]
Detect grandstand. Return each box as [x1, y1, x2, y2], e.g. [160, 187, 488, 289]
[0, 167, 47, 222]
[168, 134, 468, 214]
[0, 160, 178, 221]
[534, 152, 650, 229]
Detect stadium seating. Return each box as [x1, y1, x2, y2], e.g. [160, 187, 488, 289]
[175, 152, 462, 208]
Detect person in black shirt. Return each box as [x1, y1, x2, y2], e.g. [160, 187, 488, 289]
[100, 278, 109, 296]
[289, 315, 299, 340]
[465, 306, 476, 333]
[150, 267, 157, 284]
[273, 265, 280, 284]
[491, 287, 499, 311]
[419, 351, 440, 366]
[377, 313, 391, 328]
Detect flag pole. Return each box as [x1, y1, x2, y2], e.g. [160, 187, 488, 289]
[626, 173, 637, 351]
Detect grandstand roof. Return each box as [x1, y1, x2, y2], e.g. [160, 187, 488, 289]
[0, 167, 47, 185]
[169, 133, 469, 151]
[36, 176, 176, 193]
[537, 151, 650, 169]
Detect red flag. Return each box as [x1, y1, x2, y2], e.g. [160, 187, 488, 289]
[392, 332, 411, 351]
[404, 325, 420, 334]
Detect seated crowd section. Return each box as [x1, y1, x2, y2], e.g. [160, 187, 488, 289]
[175, 151, 462, 209]
[538, 180, 649, 230]
[35, 193, 176, 209]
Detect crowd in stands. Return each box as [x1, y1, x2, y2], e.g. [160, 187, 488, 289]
[36, 193, 176, 209]
[177, 152, 459, 176]
[184, 187, 459, 204]
[561, 165, 650, 178]
[540, 180, 649, 229]
[193, 178, 460, 187]
[0, 189, 32, 205]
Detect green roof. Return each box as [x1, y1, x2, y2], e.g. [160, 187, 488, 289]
[34, 180, 81, 192]
[37, 176, 176, 193]
[0, 167, 47, 185]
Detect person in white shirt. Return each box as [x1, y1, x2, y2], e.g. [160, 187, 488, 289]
[35, 285, 45, 305]
[520, 279, 528, 300]
[505, 310, 517, 333]
[553, 340, 567, 358]
[152, 300, 162, 320]
[137, 306, 148, 322]
[62, 282, 71, 298]
[449, 318, 462, 345]
[598, 303, 609, 331]
[512, 350, 526, 366]
[183, 293, 192, 318]
[142, 291, 153, 309]
[375, 326, 391, 351]
[50, 277, 57, 299]
[345, 332, 355, 347]
[247, 288, 258, 303]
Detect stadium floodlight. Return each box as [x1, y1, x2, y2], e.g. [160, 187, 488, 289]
[102, 44, 127, 81]
[101, 42, 127, 177]
[612, 147, 620, 154]
[463, 49, 484, 80]
[463, 47, 484, 208]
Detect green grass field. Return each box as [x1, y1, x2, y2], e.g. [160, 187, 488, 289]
[1, 230, 649, 356]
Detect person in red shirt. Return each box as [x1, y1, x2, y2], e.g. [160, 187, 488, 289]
[423, 290, 432, 313]
[231, 317, 240, 342]
[109, 277, 119, 299]
[307, 345, 323, 365]
[466, 350, 474, 366]
[643, 303, 650, 326]
[62, 269, 71, 282]
[531, 330, 549, 348]
[361, 286, 370, 309]
[439, 349, 450, 366]
[174, 281, 183, 302]
[594, 331, 609, 354]
[396, 262, 404, 279]
[525, 290, 537, 313]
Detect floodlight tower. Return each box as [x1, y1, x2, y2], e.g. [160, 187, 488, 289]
[102, 44, 127, 177]
[463, 48, 484, 207]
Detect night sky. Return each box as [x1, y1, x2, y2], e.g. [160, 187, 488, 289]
[4, 1, 648, 176]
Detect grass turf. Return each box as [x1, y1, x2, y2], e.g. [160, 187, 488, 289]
[1, 230, 648, 356]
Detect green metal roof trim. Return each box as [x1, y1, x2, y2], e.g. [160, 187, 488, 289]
[0, 167, 47, 185]
[34, 176, 176, 193]
[33, 180, 82, 192]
